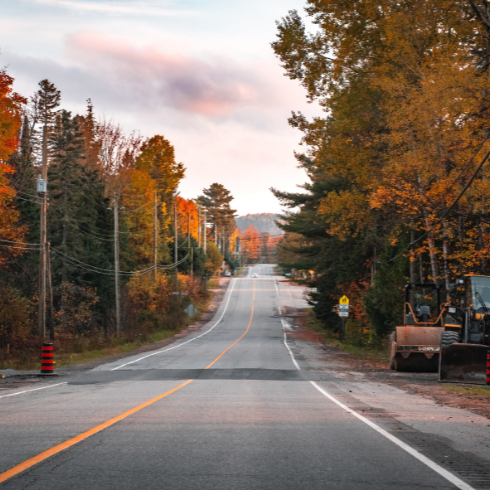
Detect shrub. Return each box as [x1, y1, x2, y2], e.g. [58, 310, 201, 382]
[0, 285, 30, 350]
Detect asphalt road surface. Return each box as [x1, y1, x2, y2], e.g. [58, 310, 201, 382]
[0, 265, 478, 489]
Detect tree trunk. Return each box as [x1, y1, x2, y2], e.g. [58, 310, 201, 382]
[423, 210, 440, 286]
[441, 223, 450, 302]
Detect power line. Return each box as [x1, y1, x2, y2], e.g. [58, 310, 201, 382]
[50, 248, 190, 276]
[52, 249, 156, 275]
[0, 243, 41, 251]
[0, 238, 40, 246]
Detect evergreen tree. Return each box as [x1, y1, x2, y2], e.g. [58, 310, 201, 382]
[198, 183, 237, 241]
[7, 116, 40, 294]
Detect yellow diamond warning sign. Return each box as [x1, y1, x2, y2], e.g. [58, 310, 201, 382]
[339, 295, 349, 305]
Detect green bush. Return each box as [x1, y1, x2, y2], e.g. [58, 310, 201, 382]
[0, 285, 30, 350]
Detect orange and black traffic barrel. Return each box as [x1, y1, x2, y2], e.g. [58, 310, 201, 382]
[40, 342, 55, 375]
[487, 349, 490, 386]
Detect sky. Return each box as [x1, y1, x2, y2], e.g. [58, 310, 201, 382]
[0, 0, 318, 215]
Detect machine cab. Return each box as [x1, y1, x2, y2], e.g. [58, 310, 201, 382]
[465, 275, 490, 313]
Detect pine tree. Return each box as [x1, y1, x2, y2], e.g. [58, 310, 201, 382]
[198, 183, 237, 241]
[48, 110, 115, 327]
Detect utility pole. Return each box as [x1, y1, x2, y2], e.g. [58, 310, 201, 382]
[174, 201, 178, 289]
[187, 212, 192, 276]
[38, 124, 48, 338]
[153, 190, 158, 281]
[46, 242, 55, 341]
[222, 227, 226, 276]
[114, 192, 121, 336]
[410, 228, 415, 308]
[197, 205, 201, 248]
[203, 211, 207, 254]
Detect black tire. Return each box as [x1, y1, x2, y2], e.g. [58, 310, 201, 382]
[441, 331, 460, 348]
[389, 332, 396, 370]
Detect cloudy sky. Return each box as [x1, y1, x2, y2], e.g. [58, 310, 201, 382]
[1, 0, 318, 215]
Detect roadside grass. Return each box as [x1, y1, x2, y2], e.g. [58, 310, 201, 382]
[1, 285, 218, 372]
[53, 329, 180, 369]
[442, 385, 490, 398]
[207, 276, 220, 289]
[304, 309, 389, 364]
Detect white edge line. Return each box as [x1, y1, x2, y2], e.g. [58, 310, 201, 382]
[111, 278, 237, 371]
[0, 382, 67, 399]
[282, 320, 300, 370]
[309, 381, 475, 490]
[281, 326, 475, 490]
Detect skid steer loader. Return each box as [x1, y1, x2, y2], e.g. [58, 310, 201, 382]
[439, 274, 490, 384]
[389, 283, 445, 372]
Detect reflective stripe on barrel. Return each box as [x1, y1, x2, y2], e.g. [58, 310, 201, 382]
[487, 351, 490, 385]
[41, 342, 54, 373]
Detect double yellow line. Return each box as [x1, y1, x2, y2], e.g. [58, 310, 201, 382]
[0, 283, 256, 484]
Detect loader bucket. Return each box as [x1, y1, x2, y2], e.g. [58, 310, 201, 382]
[393, 326, 444, 372]
[439, 344, 488, 385]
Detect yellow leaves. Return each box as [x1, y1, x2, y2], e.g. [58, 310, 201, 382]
[135, 135, 185, 198]
[318, 190, 372, 240]
[126, 272, 171, 313]
[122, 170, 158, 263]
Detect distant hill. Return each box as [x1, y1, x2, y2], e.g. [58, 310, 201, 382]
[235, 213, 283, 236]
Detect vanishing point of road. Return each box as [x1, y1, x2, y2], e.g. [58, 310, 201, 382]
[0, 266, 480, 489]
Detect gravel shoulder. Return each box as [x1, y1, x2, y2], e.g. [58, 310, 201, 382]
[291, 312, 490, 421]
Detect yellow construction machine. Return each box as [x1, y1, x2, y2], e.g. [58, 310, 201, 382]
[389, 283, 445, 372]
[439, 274, 490, 384]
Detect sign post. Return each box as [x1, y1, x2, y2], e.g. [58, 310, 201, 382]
[338, 296, 349, 341]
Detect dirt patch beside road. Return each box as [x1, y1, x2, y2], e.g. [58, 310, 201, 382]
[291, 313, 490, 420]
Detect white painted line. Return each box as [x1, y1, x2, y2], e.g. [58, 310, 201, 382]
[281, 328, 475, 490]
[310, 382, 474, 490]
[111, 279, 237, 370]
[0, 382, 67, 399]
[282, 321, 300, 370]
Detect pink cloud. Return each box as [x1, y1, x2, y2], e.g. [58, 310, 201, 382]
[64, 31, 265, 117]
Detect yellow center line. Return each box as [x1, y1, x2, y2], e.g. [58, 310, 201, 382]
[0, 379, 192, 484]
[205, 306, 254, 369]
[0, 285, 257, 484]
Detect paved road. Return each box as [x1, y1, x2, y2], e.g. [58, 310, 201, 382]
[0, 265, 475, 489]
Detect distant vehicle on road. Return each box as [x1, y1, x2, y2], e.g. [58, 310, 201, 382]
[224, 271, 231, 277]
[252, 273, 258, 278]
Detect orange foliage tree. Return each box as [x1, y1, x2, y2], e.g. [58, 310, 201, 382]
[176, 197, 199, 240]
[0, 71, 27, 265]
[242, 226, 260, 262]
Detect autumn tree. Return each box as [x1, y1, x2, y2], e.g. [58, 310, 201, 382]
[271, 0, 490, 338]
[0, 70, 27, 266]
[242, 226, 260, 264]
[176, 197, 199, 240]
[136, 135, 185, 209]
[204, 242, 223, 274]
